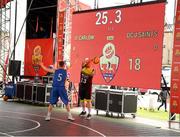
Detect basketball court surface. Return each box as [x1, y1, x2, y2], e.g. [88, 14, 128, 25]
[0, 100, 180, 136]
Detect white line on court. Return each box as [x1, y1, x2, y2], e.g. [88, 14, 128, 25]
[0, 116, 40, 134]
[0, 131, 13, 137]
[0, 110, 106, 137]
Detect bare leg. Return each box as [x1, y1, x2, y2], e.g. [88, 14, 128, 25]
[86, 100, 92, 119]
[81, 100, 86, 112]
[79, 100, 87, 116]
[48, 104, 53, 113]
[87, 100, 92, 114]
[66, 103, 71, 112]
[45, 104, 53, 121]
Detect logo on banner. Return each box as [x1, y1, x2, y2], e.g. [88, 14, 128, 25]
[173, 83, 178, 91]
[172, 100, 178, 109]
[32, 45, 43, 74]
[176, 32, 180, 40]
[173, 66, 179, 73]
[177, 15, 180, 24]
[99, 42, 119, 83]
[175, 49, 180, 56]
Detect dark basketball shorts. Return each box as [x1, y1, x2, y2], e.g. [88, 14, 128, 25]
[79, 85, 92, 102]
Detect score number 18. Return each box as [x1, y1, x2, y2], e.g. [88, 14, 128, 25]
[129, 58, 141, 71]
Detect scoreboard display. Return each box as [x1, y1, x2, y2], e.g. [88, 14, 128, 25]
[70, 1, 166, 89]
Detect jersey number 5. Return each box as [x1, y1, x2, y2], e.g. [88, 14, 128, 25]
[57, 73, 63, 81]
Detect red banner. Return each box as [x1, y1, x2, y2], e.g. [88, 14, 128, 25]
[0, 0, 11, 8]
[170, 0, 180, 114]
[57, 11, 65, 61]
[24, 39, 53, 76]
[56, 0, 91, 61]
[70, 1, 165, 89]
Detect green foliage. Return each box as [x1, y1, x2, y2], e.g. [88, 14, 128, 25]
[137, 108, 169, 121]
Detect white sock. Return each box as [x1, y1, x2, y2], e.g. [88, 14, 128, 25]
[82, 107, 86, 112]
[68, 112, 72, 117]
[88, 108, 91, 114]
[47, 112, 51, 117]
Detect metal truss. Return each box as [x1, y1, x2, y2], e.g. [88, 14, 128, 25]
[0, 1, 12, 95]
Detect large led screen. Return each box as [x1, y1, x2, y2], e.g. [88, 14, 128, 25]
[70, 1, 165, 89]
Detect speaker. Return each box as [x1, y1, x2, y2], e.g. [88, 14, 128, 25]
[8, 60, 21, 76]
[95, 90, 108, 111]
[109, 93, 123, 113]
[36, 85, 46, 102]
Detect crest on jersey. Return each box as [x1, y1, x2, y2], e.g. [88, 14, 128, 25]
[99, 42, 120, 83]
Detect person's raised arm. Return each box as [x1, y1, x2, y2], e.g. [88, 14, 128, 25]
[39, 62, 55, 73]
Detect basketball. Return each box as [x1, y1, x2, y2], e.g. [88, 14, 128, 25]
[3, 95, 8, 101]
[93, 56, 100, 64]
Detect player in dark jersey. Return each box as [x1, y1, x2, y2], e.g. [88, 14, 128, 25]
[79, 58, 95, 119]
[40, 61, 74, 121]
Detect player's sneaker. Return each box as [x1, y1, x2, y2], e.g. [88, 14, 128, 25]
[68, 115, 75, 121]
[79, 111, 86, 117]
[45, 115, 51, 121]
[86, 114, 92, 120]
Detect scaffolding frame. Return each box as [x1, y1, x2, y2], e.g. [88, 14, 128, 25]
[57, 0, 79, 63]
[0, 0, 12, 95]
[63, 0, 72, 62]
